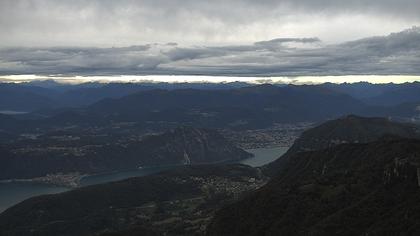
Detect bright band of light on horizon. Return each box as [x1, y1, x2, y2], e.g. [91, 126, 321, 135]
[1, 75, 420, 85]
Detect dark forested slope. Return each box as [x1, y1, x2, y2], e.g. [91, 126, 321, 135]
[208, 139, 420, 236]
[0, 127, 251, 180]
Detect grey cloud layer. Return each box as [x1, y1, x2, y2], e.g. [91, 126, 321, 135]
[1, 28, 419, 76]
[1, 0, 420, 47]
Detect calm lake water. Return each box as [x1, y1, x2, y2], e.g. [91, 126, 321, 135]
[241, 146, 288, 167]
[0, 146, 288, 213]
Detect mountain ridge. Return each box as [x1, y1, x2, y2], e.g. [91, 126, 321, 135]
[263, 115, 420, 176]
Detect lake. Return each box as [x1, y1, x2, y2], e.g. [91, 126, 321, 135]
[0, 146, 288, 213]
[241, 146, 288, 167]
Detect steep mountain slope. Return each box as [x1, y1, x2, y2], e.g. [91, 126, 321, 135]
[263, 115, 420, 176]
[287, 115, 420, 154]
[0, 127, 252, 180]
[208, 138, 420, 236]
[0, 164, 265, 236]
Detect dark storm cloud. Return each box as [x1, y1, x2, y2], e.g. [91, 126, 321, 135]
[0, 28, 419, 76]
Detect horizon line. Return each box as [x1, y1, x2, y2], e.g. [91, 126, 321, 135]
[1, 74, 420, 85]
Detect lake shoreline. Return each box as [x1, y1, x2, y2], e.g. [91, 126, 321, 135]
[0, 146, 289, 213]
[0, 152, 263, 189]
[0, 172, 87, 188]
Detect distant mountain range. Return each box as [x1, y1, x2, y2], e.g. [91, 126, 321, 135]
[0, 81, 250, 112]
[4, 80, 420, 109]
[0, 83, 370, 132]
[81, 84, 364, 128]
[0, 127, 251, 180]
[321, 82, 420, 105]
[365, 83, 420, 106]
[1, 82, 420, 133]
[0, 82, 154, 111]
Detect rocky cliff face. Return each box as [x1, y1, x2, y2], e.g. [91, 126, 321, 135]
[208, 138, 420, 236]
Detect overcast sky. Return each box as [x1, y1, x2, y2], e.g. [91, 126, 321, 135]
[1, 0, 420, 81]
